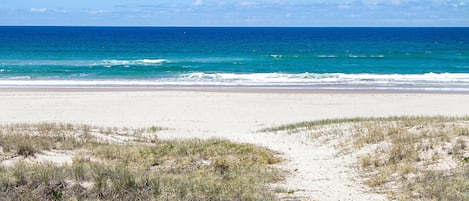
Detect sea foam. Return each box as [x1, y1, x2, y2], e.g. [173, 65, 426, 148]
[178, 72, 469, 84]
[1, 72, 469, 92]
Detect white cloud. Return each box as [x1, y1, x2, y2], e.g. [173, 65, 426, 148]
[240, 1, 256, 6]
[337, 2, 353, 9]
[193, 0, 203, 6]
[30, 8, 68, 13]
[51, 9, 68, 13]
[84, 9, 109, 15]
[390, 0, 401, 5]
[451, 1, 467, 7]
[30, 8, 48, 12]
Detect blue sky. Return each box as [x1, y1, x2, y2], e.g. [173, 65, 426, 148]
[1, 0, 468, 26]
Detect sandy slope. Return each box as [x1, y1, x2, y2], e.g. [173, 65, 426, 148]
[1, 90, 469, 200]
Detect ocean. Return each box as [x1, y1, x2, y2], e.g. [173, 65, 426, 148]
[0, 26, 468, 91]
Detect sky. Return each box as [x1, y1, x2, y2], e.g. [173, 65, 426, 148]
[0, 0, 468, 27]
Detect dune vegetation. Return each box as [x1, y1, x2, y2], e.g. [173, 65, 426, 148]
[0, 123, 283, 201]
[262, 116, 469, 201]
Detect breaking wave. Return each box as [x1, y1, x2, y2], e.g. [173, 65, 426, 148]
[95, 59, 169, 67]
[1, 72, 469, 92]
[177, 72, 469, 84]
[0, 59, 170, 67]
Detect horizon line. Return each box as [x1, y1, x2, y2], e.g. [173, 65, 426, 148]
[1, 25, 468, 28]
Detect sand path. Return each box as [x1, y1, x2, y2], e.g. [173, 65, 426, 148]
[1, 91, 469, 200]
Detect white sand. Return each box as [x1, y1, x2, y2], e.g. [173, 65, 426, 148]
[1, 90, 469, 200]
[2, 150, 74, 167]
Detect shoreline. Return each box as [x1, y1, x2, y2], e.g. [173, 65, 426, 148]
[1, 86, 469, 94]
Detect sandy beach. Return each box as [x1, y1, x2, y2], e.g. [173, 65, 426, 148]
[1, 89, 469, 200]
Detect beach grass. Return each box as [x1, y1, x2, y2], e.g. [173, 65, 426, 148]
[0, 123, 283, 201]
[260, 116, 469, 133]
[261, 116, 469, 200]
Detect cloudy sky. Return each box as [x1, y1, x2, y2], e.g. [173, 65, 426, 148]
[1, 0, 468, 26]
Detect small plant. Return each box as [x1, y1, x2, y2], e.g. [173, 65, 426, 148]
[17, 144, 36, 157]
[463, 156, 469, 163]
[149, 126, 163, 133]
[359, 154, 373, 169]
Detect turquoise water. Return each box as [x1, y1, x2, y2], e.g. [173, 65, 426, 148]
[0, 27, 468, 91]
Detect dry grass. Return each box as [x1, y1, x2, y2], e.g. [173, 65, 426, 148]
[0, 123, 283, 201]
[0, 123, 164, 155]
[262, 116, 469, 201]
[400, 166, 469, 201]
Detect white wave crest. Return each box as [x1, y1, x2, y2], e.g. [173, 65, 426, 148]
[1, 73, 469, 92]
[270, 54, 284, 59]
[7, 76, 31, 80]
[347, 54, 385, 58]
[1, 59, 169, 67]
[317, 55, 338, 58]
[97, 59, 169, 67]
[139, 59, 168, 64]
[178, 72, 469, 84]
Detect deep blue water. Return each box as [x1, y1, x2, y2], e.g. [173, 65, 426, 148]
[0, 26, 468, 90]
